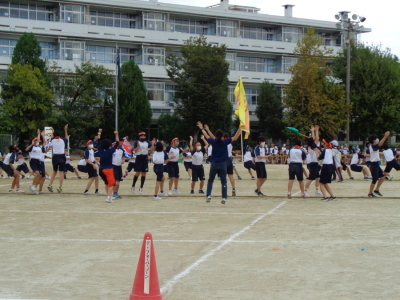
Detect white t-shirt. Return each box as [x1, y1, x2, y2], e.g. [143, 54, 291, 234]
[168, 147, 180, 162]
[244, 151, 253, 163]
[383, 149, 395, 162]
[152, 151, 166, 165]
[112, 148, 125, 166]
[192, 150, 205, 166]
[51, 138, 67, 155]
[321, 149, 334, 165]
[29, 146, 43, 160]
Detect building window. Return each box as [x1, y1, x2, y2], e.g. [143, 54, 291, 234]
[169, 18, 207, 34]
[145, 82, 165, 101]
[245, 88, 258, 105]
[60, 4, 85, 24]
[0, 2, 57, 21]
[0, 38, 17, 57]
[40, 42, 58, 59]
[283, 26, 304, 43]
[90, 10, 136, 28]
[85, 45, 114, 63]
[226, 53, 236, 70]
[60, 40, 85, 61]
[236, 56, 278, 73]
[241, 25, 282, 41]
[142, 12, 165, 31]
[282, 56, 297, 73]
[120, 47, 136, 63]
[165, 84, 176, 104]
[143, 47, 165, 66]
[216, 20, 236, 37]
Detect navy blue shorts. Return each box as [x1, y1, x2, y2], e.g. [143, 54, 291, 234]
[319, 164, 334, 184]
[134, 155, 149, 173]
[255, 162, 267, 179]
[351, 164, 363, 172]
[64, 164, 75, 173]
[16, 163, 30, 174]
[126, 162, 135, 172]
[191, 165, 205, 182]
[153, 164, 164, 182]
[78, 165, 88, 173]
[384, 159, 400, 173]
[29, 159, 41, 172]
[167, 161, 179, 178]
[86, 163, 98, 178]
[52, 154, 66, 172]
[113, 165, 123, 182]
[308, 162, 320, 180]
[289, 163, 304, 181]
[2, 165, 15, 177]
[226, 160, 234, 175]
[370, 162, 384, 181]
[244, 161, 256, 170]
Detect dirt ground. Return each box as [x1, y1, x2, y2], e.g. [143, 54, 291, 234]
[0, 162, 399, 300]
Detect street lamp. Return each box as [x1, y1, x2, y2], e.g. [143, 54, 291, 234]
[334, 11, 366, 144]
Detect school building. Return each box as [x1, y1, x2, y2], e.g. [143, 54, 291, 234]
[0, 0, 370, 134]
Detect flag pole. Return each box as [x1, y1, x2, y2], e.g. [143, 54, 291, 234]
[115, 45, 119, 131]
[241, 131, 244, 163]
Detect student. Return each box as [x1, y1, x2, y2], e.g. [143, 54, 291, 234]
[318, 139, 336, 201]
[287, 140, 307, 198]
[198, 121, 241, 204]
[95, 139, 116, 203]
[367, 131, 391, 197]
[304, 126, 322, 196]
[349, 148, 372, 180]
[151, 141, 172, 200]
[254, 136, 270, 196]
[280, 144, 287, 165]
[0, 148, 4, 178]
[166, 137, 182, 195]
[189, 135, 208, 194]
[224, 133, 237, 196]
[3, 145, 24, 193]
[112, 131, 125, 199]
[77, 157, 88, 174]
[382, 144, 400, 180]
[47, 124, 69, 193]
[26, 130, 46, 194]
[182, 145, 193, 180]
[83, 140, 101, 195]
[16, 151, 32, 179]
[131, 132, 152, 195]
[124, 152, 136, 178]
[243, 145, 256, 180]
[64, 154, 82, 179]
[331, 140, 344, 182]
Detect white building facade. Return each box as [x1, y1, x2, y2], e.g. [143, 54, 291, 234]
[0, 0, 370, 127]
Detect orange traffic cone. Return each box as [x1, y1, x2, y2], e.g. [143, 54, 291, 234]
[129, 232, 163, 300]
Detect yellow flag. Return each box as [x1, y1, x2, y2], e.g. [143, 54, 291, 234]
[234, 78, 250, 139]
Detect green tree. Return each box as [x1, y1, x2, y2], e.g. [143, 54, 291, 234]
[118, 60, 152, 136]
[157, 112, 187, 142]
[50, 61, 114, 147]
[166, 35, 232, 136]
[256, 81, 286, 142]
[284, 27, 347, 139]
[1, 64, 54, 138]
[332, 43, 400, 140]
[12, 32, 48, 85]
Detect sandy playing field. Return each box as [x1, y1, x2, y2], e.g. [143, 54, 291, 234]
[0, 163, 399, 300]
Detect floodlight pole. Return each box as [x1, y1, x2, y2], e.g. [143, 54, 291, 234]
[345, 20, 351, 145]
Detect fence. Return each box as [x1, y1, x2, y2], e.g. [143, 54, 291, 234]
[0, 134, 16, 154]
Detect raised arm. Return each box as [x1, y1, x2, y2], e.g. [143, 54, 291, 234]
[314, 125, 320, 145]
[231, 126, 242, 142]
[189, 136, 194, 152]
[64, 124, 69, 139]
[114, 131, 120, 142]
[197, 121, 211, 139]
[201, 135, 209, 148]
[203, 124, 215, 139]
[379, 131, 391, 147]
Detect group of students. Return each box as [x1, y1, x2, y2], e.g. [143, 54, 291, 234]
[1, 123, 398, 203]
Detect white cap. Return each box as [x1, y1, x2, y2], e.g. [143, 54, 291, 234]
[331, 140, 339, 147]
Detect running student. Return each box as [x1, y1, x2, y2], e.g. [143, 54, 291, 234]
[47, 124, 69, 193]
[3, 145, 24, 193]
[198, 122, 241, 204]
[64, 154, 82, 179]
[367, 132, 390, 197]
[166, 137, 182, 195]
[382, 144, 400, 181]
[151, 141, 172, 200]
[243, 145, 256, 180]
[349, 148, 372, 180]
[16, 150, 32, 179]
[182, 145, 193, 180]
[254, 136, 270, 196]
[189, 135, 208, 194]
[83, 140, 101, 195]
[318, 139, 336, 201]
[287, 140, 307, 198]
[26, 130, 46, 194]
[131, 132, 152, 195]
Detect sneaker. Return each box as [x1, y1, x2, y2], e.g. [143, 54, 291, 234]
[159, 192, 168, 197]
[238, 176, 242, 180]
[232, 189, 236, 196]
[153, 196, 162, 200]
[123, 174, 128, 178]
[206, 196, 211, 203]
[302, 192, 309, 197]
[254, 189, 258, 195]
[106, 196, 113, 203]
[95, 191, 103, 195]
[113, 193, 121, 199]
[190, 177, 192, 181]
[387, 175, 393, 181]
[47, 185, 53, 192]
[321, 197, 330, 202]
[8, 189, 15, 193]
[172, 188, 180, 194]
[131, 186, 135, 194]
[26, 175, 30, 179]
[251, 176, 255, 180]
[199, 189, 204, 194]
[373, 190, 383, 197]
[314, 191, 323, 196]
[77, 176, 82, 179]
[29, 185, 37, 193]
[84, 190, 90, 194]
[21, 174, 25, 179]
[257, 192, 265, 196]
[329, 196, 337, 201]
[57, 187, 62, 193]
[36, 190, 41, 194]
[349, 177, 354, 180]
[16, 188, 25, 193]
[337, 180, 344, 183]
[190, 190, 194, 194]
[168, 190, 173, 196]
[287, 192, 292, 199]
[368, 193, 377, 197]
[139, 187, 143, 194]
[364, 176, 372, 181]
[221, 198, 226, 204]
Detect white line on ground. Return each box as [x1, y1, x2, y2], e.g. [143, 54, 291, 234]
[160, 201, 287, 294]
[1, 236, 399, 245]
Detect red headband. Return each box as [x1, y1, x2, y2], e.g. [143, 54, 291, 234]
[138, 132, 146, 136]
[86, 140, 93, 145]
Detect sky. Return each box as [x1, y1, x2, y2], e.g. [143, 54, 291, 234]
[158, 0, 400, 58]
